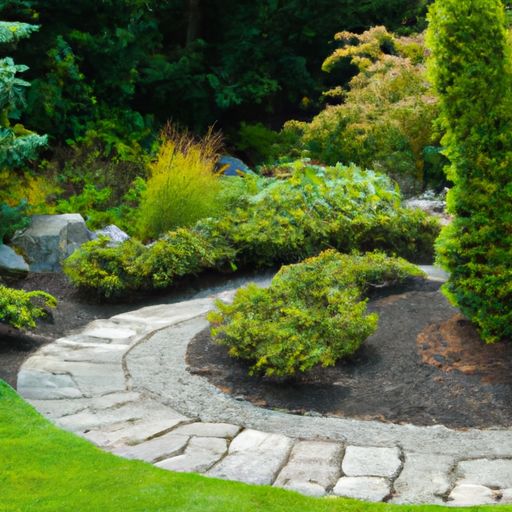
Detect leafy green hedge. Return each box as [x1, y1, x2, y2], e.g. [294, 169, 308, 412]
[0, 285, 57, 329]
[208, 250, 425, 377]
[427, 0, 512, 343]
[63, 161, 440, 298]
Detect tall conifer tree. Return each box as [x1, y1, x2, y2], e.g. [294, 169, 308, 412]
[427, 0, 512, 342]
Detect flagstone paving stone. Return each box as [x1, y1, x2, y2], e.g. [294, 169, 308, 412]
[17, 267, 512, 505]
[156, 436, 228, 473]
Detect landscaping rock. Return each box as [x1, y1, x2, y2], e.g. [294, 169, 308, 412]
[274, 441, 343, 496]
[447, 484, 498, 506]
[404, 191, 452, 226]
[206, 429, 294, 485]
[456, 459, 512, 488]
[93, 225, 130, 247]
[171, 422, 241, 438]
[390, 453, 454, 505]
[216, 155, 252, 177]
[156, 436, 228, 473]
[0, 244, 29, 279]
[333, 476, 391, 502]
[11, 213, 94, 272]
[112, 432, 190, 463]
[342, 446, 402, 478]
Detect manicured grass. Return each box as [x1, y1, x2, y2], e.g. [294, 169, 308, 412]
[0, 380, 503, 512]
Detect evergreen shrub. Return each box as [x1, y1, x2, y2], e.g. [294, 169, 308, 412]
[64, 160, 440, 297]
[427, 0, 512, 342]
[195, 160, 441, 266]
[63, 229, 234, 298]
[208, 250, 425, 377]
[0, 285, 57, 329]
[292, 27, 441, 194]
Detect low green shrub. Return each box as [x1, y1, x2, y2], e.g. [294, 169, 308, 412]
[63, 229, 234, 298]
[0, 285, 57, 329]
[64, 160, 440, 297]
[196, 160, 441, 266]
[208, 250, 425, 377]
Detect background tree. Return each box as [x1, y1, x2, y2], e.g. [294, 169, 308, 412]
[0, 0, 431, 144]
[427, 0, 512, 342]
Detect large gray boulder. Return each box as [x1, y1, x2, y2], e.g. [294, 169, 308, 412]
[11, 214, 94, 272]
[0, 244, 29, 280]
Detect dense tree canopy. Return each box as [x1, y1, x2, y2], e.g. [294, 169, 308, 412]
[0, 0, 430, 144]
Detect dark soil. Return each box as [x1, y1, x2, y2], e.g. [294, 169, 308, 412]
[187, 278, 512, 429]
[0, 268, 268, 390]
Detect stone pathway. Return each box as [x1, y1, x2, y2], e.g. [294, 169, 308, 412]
[16, 267, 512, 506]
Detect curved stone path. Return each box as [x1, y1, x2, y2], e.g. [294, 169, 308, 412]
[16, 267, 512, 507]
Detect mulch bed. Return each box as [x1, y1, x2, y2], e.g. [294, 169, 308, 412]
[187, 278, 512, 429]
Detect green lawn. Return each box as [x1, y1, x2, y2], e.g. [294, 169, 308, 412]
[0, 380, 503, 512]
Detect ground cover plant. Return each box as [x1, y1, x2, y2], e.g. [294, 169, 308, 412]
[208, 250, 425, 377]
[427, 0, 512, 343]
[0, 379, 468, 511]
[0, 285, 56, 328]
[63, 161, 440, 298]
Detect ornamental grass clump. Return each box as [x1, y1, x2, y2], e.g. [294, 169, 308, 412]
[135, 123, 223, 239]
[208, 250, 425, 377]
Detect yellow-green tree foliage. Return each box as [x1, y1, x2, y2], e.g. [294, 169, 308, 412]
[295, 27, 439, 194]
[136, 124, 223, 239]
[427, 0, 512, 342]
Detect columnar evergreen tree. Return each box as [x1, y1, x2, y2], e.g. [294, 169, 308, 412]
[426, 0, 512, 342]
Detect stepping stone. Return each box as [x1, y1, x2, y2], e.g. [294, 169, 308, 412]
[390, 453, 454, 505]
[206, 429, 294, 486]
[156, 436, 228, 473]
[81, 327, 137, 342]
[111, 299, 214, 329]
[342, 446, 402, 478]
[37, 340, 126, 364]
[456, 459, 512, 489]
[18, 358, 125, 399]
[26, 398, 92, 421]
[112, 433, 190, 463]
[171, 422, 241, 438]
[84, 418, 187, 448]
[447, 484, 498, 506]
[18, 369, 83, 400]
[90, 392, 142, 410]
[274, 441, 343, 496]
[56, 401, 182, 433]
[333, 476, 391, 502]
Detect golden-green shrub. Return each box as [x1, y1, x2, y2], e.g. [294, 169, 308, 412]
[0, 285, 57, 329]
[208, 250, 425, 377]
[294, 27, 441, 194]
[135, 124, 223, 239]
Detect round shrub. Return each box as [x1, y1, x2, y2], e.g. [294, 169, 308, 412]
[208, 250, 425, 377]
[0, 285, 57, 329]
